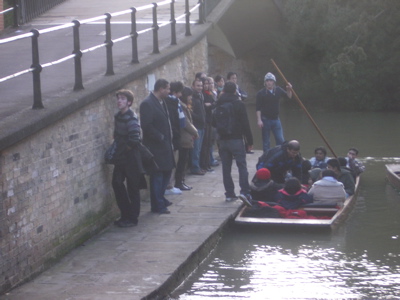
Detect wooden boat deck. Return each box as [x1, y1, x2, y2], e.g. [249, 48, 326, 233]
[235, 177, 360, 229]
[385, 164, 400, 191]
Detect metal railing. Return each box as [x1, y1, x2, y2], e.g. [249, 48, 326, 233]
[0, 0, 67, 27]
[0, 0, 206, 109]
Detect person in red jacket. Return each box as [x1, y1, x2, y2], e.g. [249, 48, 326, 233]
[274, 178, 313, 210]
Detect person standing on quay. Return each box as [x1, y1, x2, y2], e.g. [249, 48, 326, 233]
[256, 72, 292, 153]
[140, 79, 175, 214]
[112, 90, 146, 227]
[213, 81, 253, 202]
[190, 78, 206, 175]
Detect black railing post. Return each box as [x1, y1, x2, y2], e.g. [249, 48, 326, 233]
[152, 3, 160, 54]
[185, 0, 191, 36]
[72, 20, 84, 90]
[198, 0, 205, 24]
[30, 29, 44, 109]
[170, 0, 177, 45]
[130, 7, 139, 63]
[13, 0, 19, 27]
[104, 13, 114, 75]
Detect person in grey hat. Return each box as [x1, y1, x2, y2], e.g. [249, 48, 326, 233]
[256, 72, 292, 153]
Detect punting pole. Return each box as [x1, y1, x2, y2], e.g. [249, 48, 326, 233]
[271, 59, 337, 158]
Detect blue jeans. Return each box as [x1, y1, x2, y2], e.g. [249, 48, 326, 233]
[261, 116, 284, 153]
[150, 170, 172, 212]
[218, 139, 250, 197]
[191, 128, 204, 172]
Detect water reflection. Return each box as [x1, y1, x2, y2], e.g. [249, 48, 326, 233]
[172, 106, 400, 299]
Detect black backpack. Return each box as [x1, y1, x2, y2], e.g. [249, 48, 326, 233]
[212, 102, 234, 135]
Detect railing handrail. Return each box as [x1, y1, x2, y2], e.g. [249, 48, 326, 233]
[0, 0, 208, 109]
[0, 7, 14, 15]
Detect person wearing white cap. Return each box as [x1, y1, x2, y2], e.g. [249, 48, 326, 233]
[256, 72, 292, 153]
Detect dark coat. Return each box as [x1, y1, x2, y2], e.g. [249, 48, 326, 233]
[274, 189, 313, 210]
[212, 92, 253, 145]
[256, 142, 303, 184]
[113, 109, 147, 189]
[191, 91, 206, 130]
[113, 109, 144, 172]
[139, 93, 175, 172]
[165, 95, 181, 151]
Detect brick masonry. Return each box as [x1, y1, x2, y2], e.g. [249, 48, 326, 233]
[0, 37, 208, 294]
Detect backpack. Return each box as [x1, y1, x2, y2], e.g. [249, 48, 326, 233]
[212, 102, 234, 135]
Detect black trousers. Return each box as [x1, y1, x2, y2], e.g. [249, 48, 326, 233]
[175, 147, 190, 186]
[112, 163, 141, 223]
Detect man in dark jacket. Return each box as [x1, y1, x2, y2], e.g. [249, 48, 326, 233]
[140, 79, 176, 214]
[212, 81, 253, 202]
[190, 78, 206, 175]
[256, 72, 292, 153]
[256, 140, 303, 184]
[165, 81, 185, 194]
[112, 89, 146, 227]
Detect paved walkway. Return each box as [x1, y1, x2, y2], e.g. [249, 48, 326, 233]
[0, 0, 198, 120]
[0, 2, 258, 299]
[2, 150, 261, 299]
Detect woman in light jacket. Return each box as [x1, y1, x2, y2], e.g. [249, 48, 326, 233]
[175, 87, 199, 190]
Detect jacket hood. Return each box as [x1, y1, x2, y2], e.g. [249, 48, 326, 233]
[218, 92, 239, 104]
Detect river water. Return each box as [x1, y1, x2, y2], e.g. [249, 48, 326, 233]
[172, 103, 400, 299]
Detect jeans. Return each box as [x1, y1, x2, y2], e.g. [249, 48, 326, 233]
[150, 170, 172, 212]
[191, 128, 204, 172]
[218, 139, 250, 197]
[261, 116, 284, 153]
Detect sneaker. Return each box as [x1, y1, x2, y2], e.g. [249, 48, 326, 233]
[239, 194, 253, 207]
[114, 219, 137, 228]
[164, 187, 182, 195]
[225, 196, 238, 202]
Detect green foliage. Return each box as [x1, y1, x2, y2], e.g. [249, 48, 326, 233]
[280, 0, 400, 111]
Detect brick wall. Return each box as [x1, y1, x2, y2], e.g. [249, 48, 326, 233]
[0, 37, 208, 294]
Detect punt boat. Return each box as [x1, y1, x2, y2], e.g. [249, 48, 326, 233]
[235, 176, 360, 230]
[385, 164, 400, 190]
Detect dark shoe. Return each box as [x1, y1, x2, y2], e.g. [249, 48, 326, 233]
[165, 200, 173, 207]
[159, 209, 171, 214]
[239, 194, 253, 207]
[191, 170, 205, 175]
[175, 184, 191, 191]
[183, 183, 192, 190]
[115, 219, 137, 227]
[206, 168, 214, 172]
[225, 196, 238, 202]
[113, 218, 123, 225]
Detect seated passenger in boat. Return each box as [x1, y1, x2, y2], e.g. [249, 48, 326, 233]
[308, 168, 322, 186]
[327, 158, 355, 197]
[346, 147, 365, 176]
[307, 169, 346, 204]
[309, 146, 330, 169]
[250, 168, 283, 202]
[338, 156, 356, 180]
[274, 178, 313, 209]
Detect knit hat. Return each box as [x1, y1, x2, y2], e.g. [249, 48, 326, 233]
[308, 168, 322, 182]
[256, 168, 271, 180]
[264, 72, 276, 82]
